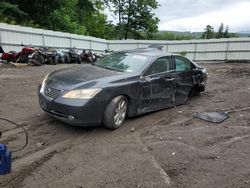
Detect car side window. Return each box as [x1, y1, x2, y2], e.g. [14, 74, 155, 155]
[144, 57, 171, 76]
[175, 56, 193, 72]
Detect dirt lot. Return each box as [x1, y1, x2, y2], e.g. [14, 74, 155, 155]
[0, 62, 250, 188]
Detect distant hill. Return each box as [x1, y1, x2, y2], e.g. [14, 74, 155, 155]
[237, 31, 250, 37]
[238, 30, 250, 34]
[159, 30, 250, 38]
[158, 30, 202, 39]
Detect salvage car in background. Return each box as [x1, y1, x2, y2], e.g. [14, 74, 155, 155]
[38, 47, 207, 129]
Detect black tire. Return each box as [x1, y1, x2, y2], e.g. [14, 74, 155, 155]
[103, 95, 128, 130]
[55, 56, 59, 64]
[50, 57, 57, 65]
[37, 54, 45, 65]
[7, 57, 11, 62]
[64, 54, 70, 64]
[23, 54, 29, 63]
[189, 85, 204, 96]
[77, 56, 82, 64]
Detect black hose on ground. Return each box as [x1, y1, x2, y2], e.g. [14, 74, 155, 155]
[0, 118, 28, 153]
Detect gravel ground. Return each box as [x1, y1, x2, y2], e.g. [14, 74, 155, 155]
[0, 62, 250, 188]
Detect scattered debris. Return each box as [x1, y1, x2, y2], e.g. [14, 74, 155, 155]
[193, 111, 229, 123]
[178, 111, 183, 114]
[171, 152, 176, 156]
[241, 90, 248, 93]
[36, 142, 46, 147]
[213, 99, 225, 103]
[136, 183, 143, 188]
[239, 114, 244, 117]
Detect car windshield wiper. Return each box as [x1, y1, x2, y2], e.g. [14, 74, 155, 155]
[105, 66, 125, 73]
[94, 64, 125, 73]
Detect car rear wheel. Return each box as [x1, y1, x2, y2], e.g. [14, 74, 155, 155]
[103, 96, 128, 130]
[189, 84, 205, 96]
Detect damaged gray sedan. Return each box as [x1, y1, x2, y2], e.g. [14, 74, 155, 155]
[38, 47, 207, 129]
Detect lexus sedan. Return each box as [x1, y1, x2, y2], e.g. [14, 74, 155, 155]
[38, 47, 207, 129]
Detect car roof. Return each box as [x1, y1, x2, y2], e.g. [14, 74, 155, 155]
[119, 47, 173, 57]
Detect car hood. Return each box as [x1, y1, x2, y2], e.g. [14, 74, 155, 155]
[46, 64, 124, 90]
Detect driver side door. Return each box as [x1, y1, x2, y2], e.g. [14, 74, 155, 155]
[139, 56, 176, 113]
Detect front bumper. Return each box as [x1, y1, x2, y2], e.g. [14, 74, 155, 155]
[38, 92, 106, 127]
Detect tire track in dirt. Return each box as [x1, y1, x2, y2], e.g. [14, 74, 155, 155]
[0, 127, 99, 188]
[0, 151, 57, 188]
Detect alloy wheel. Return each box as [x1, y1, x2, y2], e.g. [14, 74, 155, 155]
[114, 99, 127, 126]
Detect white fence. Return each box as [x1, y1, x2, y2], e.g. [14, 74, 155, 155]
[0, 23, 107, 53]
[1, 23, 250, 61]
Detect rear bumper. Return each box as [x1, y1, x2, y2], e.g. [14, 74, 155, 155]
[38, 93, 105, 127]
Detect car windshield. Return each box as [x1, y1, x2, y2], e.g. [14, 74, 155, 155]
[94, 52, 149, 73]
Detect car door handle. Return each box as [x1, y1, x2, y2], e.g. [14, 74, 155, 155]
[165, 78, 174, 81]
[145, 77, 159, 82]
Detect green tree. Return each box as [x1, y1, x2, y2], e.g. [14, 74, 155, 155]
[202, 24, 238, 39]
[223, 25, 237, 38]
[0, 0, 116, 37]
[76, 0, 115, 38]
[1, 0, 158, 39]
[0, 1, 27, 24]
[216, 23, 224, 38]
[107, 0, 159, 39]
[47, 7, 86, 34]
[152, 31, 193, 40]
[224, 25, 229, 38]
[202, 25, 215, 39]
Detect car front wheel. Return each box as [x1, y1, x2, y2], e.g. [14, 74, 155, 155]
[103, 96, 128, 130]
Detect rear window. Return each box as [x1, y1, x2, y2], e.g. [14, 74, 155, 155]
[175, 56, 193, 71]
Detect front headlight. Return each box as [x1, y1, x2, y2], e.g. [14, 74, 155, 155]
[62, 88, 102, 99]
[40, 74, 49, 93]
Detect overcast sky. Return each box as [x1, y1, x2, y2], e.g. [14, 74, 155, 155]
[156, 0, 250, 32]
[106, 0, 250, 32]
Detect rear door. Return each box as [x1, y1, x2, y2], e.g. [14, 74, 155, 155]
[173, 55, 197, 105]
[139, 56, 176, 113]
